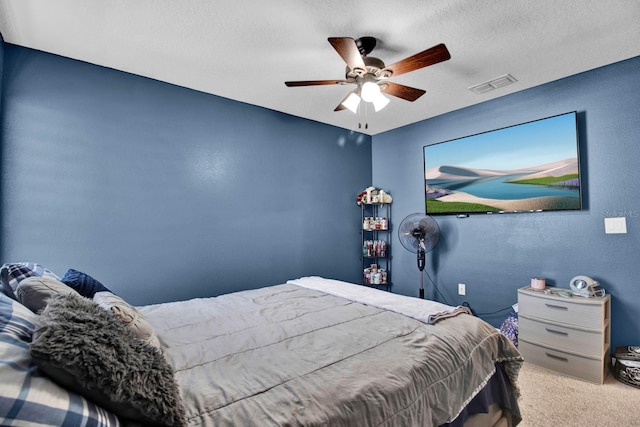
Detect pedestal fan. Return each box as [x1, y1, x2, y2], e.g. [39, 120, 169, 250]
[398, 213, 440, 299]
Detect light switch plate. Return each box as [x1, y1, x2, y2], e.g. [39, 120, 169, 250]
[604, 217, 627, 234]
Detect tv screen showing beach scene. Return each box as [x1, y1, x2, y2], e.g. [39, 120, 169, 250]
[424, 112, 581, 215]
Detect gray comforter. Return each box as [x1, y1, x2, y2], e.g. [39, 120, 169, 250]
[140, 283, 522, 427]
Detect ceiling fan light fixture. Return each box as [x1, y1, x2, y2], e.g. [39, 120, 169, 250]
[342, 92, 361, 113]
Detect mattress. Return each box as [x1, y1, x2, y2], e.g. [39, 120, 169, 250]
[139, 277, 523, 426]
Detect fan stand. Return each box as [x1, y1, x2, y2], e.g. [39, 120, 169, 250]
[417, 239, 426, 299]
[398, 213, 440, 300]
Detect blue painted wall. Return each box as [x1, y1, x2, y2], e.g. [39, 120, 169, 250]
[0, 34, 4, 261]
[372, 55, 640, 350]
[0, 44, 372, 305]
[0, 33, 3, 109]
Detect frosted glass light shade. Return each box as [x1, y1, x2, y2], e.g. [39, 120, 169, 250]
[372, 93, 390, 112]
[360, 81, 380, 102]
[342, 92, 361, 113]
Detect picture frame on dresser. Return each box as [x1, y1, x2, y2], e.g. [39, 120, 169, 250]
[517, 286, 611, 384]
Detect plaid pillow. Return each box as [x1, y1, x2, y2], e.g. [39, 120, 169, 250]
[0, 292, 121, 426]
[1, 262, 61, 300]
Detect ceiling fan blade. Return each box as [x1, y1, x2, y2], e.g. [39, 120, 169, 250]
[328, 37, 366, 72]
[382, 82, 426, 102]
[381, 43, 450, 77]
[285, 79, 351, 87]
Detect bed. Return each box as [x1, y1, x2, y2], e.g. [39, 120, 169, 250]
[1, 263, 523, 427]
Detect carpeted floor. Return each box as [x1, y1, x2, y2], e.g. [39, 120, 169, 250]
[516, 362, 640, 426]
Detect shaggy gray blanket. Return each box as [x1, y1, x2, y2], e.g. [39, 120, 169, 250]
[30, 292, 186, 426]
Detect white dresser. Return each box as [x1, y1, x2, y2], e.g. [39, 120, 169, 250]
[517, 286, 611, 384]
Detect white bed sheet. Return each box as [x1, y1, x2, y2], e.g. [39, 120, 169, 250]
[288, 276, 472, 324]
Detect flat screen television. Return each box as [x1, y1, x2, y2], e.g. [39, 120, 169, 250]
[424, 111, 581, 216]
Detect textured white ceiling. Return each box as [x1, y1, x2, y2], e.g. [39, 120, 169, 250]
[1, 0, 639, 135]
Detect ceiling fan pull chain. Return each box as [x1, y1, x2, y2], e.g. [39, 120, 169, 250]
[365, 101, 370, 129]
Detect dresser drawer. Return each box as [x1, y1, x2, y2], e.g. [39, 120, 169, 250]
[519, 315, 606, 358]
[519, 340, 608, 384]
[518, 291, 607, 329]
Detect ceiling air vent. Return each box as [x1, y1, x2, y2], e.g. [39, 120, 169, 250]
[468, 74, 517, 94]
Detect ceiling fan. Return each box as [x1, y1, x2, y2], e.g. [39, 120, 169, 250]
[285, 37, 450, 113]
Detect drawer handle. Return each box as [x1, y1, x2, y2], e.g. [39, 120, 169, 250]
[545, 303, 568, 310]
[545, 328, 569, 336]
[545, 352, 569, 362]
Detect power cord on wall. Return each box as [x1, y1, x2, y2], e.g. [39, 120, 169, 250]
[425, 270, 515, 316]
[424, 269, 450, 305]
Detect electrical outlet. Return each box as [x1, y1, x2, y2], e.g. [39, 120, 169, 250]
[604, 217, 627, 234]
[458, 283, 466, 296]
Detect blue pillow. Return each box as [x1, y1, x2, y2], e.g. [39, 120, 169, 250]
[60, 269, 110, 298]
